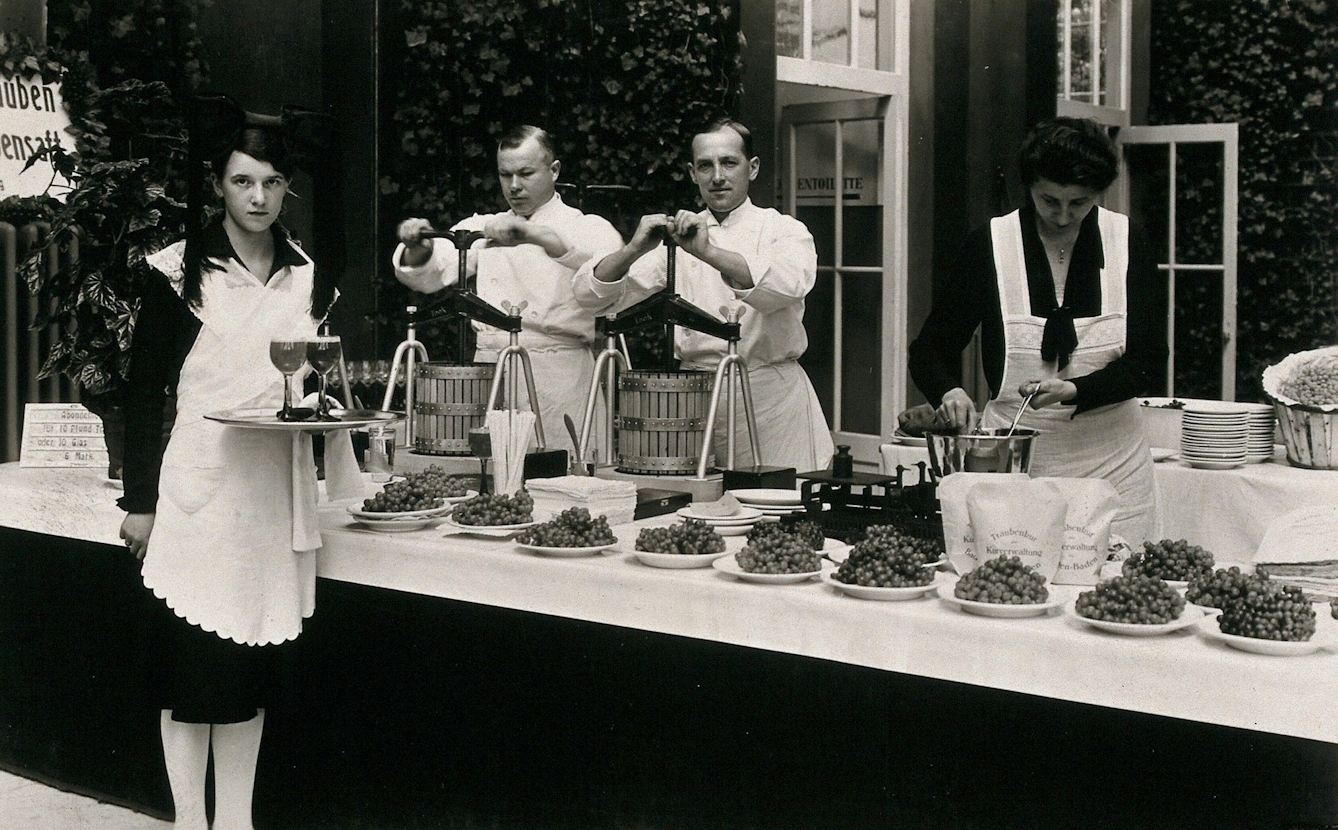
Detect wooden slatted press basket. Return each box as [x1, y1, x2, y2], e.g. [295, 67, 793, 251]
[412, 362, 495, 455]
[614, 370, 713, 475]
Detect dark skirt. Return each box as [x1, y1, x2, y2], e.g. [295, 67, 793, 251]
[142, 587, 300, 724]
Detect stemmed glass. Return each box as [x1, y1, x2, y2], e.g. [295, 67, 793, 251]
[269, 338, 308, 421]
[306, 335, 344, 421]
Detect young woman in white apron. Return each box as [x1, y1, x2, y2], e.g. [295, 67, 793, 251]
[909, 117, 1167, 544]
[118, 96, 347, 830]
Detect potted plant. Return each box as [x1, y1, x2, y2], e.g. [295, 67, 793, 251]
[18, 75, 189, 476]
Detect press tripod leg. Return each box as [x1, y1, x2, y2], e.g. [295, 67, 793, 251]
[579, 344, 627, 468]
[485, 345, 547, 451]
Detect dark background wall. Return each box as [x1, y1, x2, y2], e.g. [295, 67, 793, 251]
[922, 0, 1058, 403]
[196, 0, 378, 358]
[740, 0, 777, 208]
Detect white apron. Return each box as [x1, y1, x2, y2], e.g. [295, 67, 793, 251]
[979, 209, 1155, 544]
[681, 359, 835, 474]
[140, 243, 333, 646]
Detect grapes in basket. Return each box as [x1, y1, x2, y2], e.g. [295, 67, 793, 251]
[1279, 353, 1338, 406]
[1076, 575, 1185, 624]
[746, 519, 825, 551]
[360, 467, 472, 513]
[834, 527, 940, 588]
[736, 534, 821, 575]
[452, 490, 534, 526]
[954, 556, 1048, 604]
[1217, 574, 1316, 642]
[635, 519, 725, 555]
[1185, 566, 1256, 609]
[1123, 539, 1214, 583]
[517, 507, 616, 548]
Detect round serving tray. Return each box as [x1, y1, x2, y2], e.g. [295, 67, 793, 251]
[205, 407, 402, 432]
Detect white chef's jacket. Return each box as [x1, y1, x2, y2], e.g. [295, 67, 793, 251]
[392, 194, 624, 457]
[393, 194, 624, 357]
[573, 199, 835, 472]
[574, 199, 815, 368]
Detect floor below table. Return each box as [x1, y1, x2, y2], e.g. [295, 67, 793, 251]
[3, 527, 1336, 830]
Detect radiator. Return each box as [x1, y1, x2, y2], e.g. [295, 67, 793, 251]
[2, 222, 80, 463]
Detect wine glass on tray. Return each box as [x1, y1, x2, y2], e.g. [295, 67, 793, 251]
[270, 338, 308, 421]
[307, 335, 344, 421]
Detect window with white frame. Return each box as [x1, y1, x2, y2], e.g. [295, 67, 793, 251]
[777, 0, 892, 69]
[1056, 0, 1131, 127]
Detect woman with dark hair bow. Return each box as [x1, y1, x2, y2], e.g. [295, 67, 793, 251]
[116, 95, 349, 830]
[908, 117, 1167, 543]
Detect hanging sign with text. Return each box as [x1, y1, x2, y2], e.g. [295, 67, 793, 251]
[0, 72, 73, 199]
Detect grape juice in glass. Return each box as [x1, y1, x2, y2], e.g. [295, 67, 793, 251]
[307, 336, 343, 420]
[270, 339, 307, 420]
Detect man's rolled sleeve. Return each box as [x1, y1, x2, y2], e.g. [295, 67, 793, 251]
[734, 221, 816, 313]
[391, 241, 457, 293]
[572, 258, 627, 313]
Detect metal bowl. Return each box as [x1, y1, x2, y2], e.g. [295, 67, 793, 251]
[925, 429, 1039, 480]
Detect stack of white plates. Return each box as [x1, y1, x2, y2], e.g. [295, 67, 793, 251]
[1242, 403, 1277, 463]
[729, 488, 807, 521]
[675, 504, 765, 536]
[1180, 401, 1249, 469]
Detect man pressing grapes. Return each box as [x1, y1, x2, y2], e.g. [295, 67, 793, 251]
[391, 126, 624, 459]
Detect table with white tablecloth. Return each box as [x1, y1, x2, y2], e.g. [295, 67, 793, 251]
[881, 443, 1338, 562]
[4, 463, 1338, 829]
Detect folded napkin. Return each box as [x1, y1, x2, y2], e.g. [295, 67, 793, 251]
[1255, 504, 1338, 565]
[526, 475, 638, 526]
[291, 428, 363, 552]
[1254, 504, 1338, 599]
[486, 409, 536, 496]
[692, 492, 742, 518]
[524, 476, 638, 499]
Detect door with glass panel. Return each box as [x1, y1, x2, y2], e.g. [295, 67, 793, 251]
[1119, 124, 1239, 400]
[781, 97, 897, 461]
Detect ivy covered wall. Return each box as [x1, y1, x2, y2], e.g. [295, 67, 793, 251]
[1148, 0, 1338, 400]
[382, 0, 745, 360]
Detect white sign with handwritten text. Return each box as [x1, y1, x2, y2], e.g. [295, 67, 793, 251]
[19, 403, 108, 468]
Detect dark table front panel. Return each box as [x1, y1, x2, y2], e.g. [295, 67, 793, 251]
[3, 527, 1336, 829]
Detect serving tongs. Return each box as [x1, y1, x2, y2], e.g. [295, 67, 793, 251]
[965, 386, 1037, 438]
[1004, 387, 1039, 438]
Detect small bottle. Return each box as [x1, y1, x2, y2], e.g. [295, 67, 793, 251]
[832, 445, 854, 478]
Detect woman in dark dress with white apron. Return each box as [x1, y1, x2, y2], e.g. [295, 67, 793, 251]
[909, 117, 1168, 544]
[117, 96, 352, 830]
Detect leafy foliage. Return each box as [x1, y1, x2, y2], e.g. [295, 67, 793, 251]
[20, 81, 189, 409]
[46, 0, 206, 99]
[0, 4, 205, 412]
[385, 0, 744, 361]
[1148, 0, 1338, 400]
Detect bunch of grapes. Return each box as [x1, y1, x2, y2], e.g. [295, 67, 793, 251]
[736, 534, 821, 575]
[834, 527, 939, 588]
[1280, 354, 1338, 406]
[864, 524, 944, 560]
[954, 556, 1049, 604]
[635, 519, 726, 555]
[452, 490, 534, 526]
[409, 466, 472, 497]
[746, 520, 826, 551]
[517, 507, 616, 547]
[360, 466, 472, 514]
[1185, 566, 1258, 609]
[1076, 575, 1186, 624]
[1217, 575, 1316, 641]
[1124, 539, 1215, 583]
